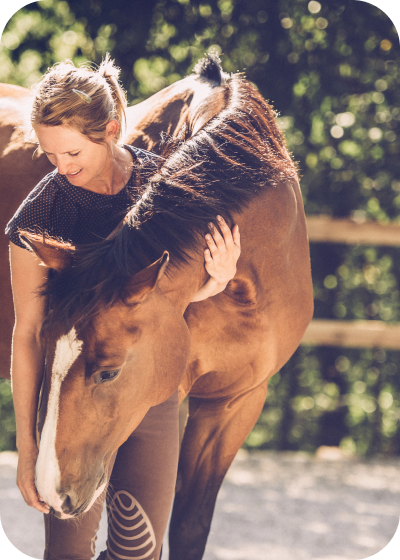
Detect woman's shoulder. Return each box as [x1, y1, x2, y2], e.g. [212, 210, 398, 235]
[8, 170, 61, 219]
[17, 170, 60, 205]
[5, 170, 61, 248]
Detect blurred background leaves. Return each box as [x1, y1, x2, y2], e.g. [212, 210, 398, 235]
[0, 0, 399, 456]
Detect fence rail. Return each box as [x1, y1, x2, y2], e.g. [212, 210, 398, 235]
[300, 216, 400, 349]
[306, 215, 400, 246]
[302, 319, 400, 350]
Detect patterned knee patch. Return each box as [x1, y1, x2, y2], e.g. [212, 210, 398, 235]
[106, 490, 156, 560]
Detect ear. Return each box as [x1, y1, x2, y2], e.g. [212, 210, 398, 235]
[19, 231, 74, 271]
[123, 252, 169, 304]
[105, 119, 119, 141]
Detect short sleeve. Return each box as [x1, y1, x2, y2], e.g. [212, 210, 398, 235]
[5, 172, 58, 250]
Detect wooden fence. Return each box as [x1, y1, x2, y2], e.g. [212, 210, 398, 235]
[301, 215, 400, 350]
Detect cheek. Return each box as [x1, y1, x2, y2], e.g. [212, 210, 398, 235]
[91, 146, 107, 167]
[152, 321, 191, 399]
[92, 383, 121, 421]
[91, 380, 149, 450]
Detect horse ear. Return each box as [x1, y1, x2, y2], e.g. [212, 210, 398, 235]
[19, 231, 74, 271]
[124, 251, 169, 304]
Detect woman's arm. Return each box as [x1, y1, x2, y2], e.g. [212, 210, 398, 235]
[191, 216, 241, 302]
[9, 242, 50, 514]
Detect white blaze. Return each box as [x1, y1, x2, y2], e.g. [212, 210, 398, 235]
[36, 327, 83, 514]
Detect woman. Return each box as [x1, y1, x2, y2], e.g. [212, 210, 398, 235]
[6, 56, 240, 560]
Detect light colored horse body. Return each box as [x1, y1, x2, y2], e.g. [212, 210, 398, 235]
[3, 60, 313, 559]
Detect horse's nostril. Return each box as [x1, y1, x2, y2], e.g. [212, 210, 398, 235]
[60, 493, 74, 514]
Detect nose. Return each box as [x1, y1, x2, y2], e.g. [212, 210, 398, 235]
[59, 490, 80, 515]
[55, 157, 69, 175]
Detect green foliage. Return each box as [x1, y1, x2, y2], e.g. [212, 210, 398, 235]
[0, 379, 16, 452]
[0, 1, 101, 85]
[0, 0, 155, 93]
[1, 0, 400, 455]
[245, 346, 400, 457]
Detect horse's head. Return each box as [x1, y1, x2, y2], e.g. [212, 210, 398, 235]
[23, 235, 191, 518]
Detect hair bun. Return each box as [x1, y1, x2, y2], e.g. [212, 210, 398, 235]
[97, 53, 121, 81]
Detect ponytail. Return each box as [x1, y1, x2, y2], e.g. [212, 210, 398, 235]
[97, 53, 127, 141]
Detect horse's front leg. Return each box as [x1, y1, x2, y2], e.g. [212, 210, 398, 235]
[168, 375, 269, 560]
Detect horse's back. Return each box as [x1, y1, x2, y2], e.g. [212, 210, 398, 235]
[0, 83, 31, 99]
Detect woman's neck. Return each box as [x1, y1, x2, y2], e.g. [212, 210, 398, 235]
[78, 143, 133, 196]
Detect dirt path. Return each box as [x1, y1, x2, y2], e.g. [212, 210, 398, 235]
[1, 449, 399, 559]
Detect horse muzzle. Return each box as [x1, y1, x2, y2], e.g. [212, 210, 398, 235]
[55, 471, 107, 518]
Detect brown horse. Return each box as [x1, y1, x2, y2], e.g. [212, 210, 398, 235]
[8, 57, 313, 559]
[0, 68, 218, 379]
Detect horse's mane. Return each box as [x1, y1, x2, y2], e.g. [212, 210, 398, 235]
[36, 55, 298, 332]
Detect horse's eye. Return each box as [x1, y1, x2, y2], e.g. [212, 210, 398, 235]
[96, 369, 120, 384]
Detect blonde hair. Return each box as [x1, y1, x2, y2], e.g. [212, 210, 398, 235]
[29, 54, 127, 144]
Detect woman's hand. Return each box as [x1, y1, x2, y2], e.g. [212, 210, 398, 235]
[191, 216, 241, 302]
[204, 216, 240, 283]
[17, 443, 50, 514]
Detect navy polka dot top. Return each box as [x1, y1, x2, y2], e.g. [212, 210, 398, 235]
[6, 145, 162, 249]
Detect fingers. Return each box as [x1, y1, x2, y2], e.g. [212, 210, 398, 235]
[207, 222, 226, 252]
[31, 493, 50, 514]
[232, 223, 241, 249]
[216, 215, 234, 248]
[204, 248, 213, 264]
[205, 233, 218, 258]
[17, 451, 50, 514]
[36, 499, 50, 514]
[206, 217, 240, 250]
[31, 496, 50, 514]
[19, 481, 50, 513]
[207, 216, 234, 245]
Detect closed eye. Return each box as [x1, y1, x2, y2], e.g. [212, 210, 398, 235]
[42, 151, 80, 157]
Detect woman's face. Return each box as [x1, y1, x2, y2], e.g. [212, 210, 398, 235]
[35, 123, 117, 188]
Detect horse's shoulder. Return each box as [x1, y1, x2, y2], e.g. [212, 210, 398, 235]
[223, 278, 258, 307]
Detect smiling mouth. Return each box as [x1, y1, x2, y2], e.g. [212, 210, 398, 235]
[68, 169, 82, 177]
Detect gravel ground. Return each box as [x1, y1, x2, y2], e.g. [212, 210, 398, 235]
[0, 448, 399, 560]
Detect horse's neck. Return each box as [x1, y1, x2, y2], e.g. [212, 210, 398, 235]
[158, 253, 208, 313]
[125, 76, 196, 149]
[125, 74, 225, 150]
